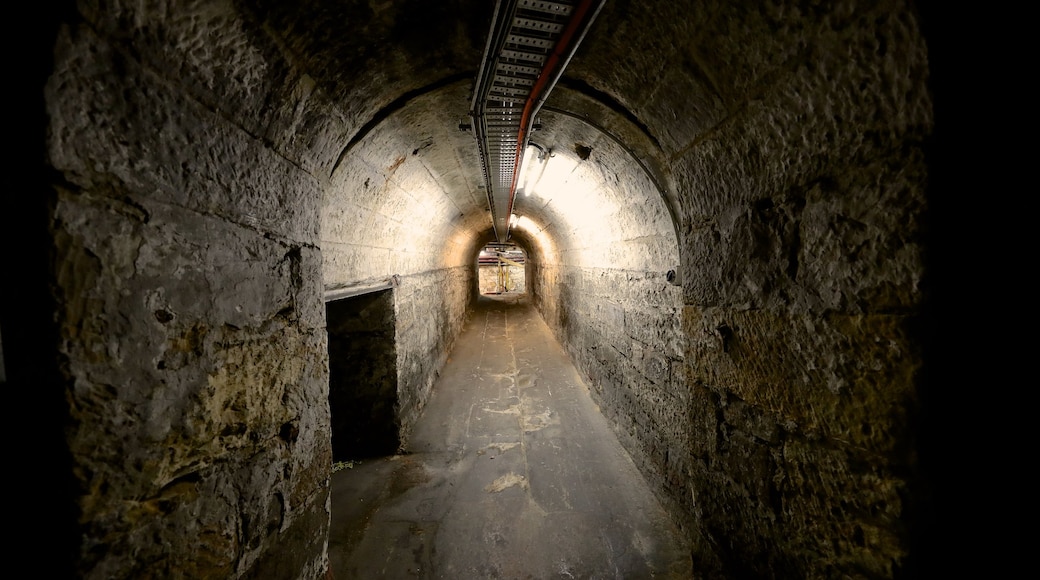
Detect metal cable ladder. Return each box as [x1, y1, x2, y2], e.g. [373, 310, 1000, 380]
[470, 0, 604, 242]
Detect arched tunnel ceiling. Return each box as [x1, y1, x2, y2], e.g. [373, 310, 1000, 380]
[243, 0, 926, 286]
[245, 0, 690, 284]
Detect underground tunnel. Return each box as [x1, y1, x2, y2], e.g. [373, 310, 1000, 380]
[4, 0, 945, 578]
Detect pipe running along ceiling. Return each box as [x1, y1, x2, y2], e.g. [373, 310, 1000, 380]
[302, 0, 689, 287]
[470, 0, 606, 243]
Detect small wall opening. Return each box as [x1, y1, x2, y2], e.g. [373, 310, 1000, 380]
[478, 243, 526, 294]
[325, 288, 399, 460]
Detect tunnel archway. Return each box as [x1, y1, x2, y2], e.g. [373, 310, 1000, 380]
[22, 0, 938, 577]
[477, 242, 527, 295]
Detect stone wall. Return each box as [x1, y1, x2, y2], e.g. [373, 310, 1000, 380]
[393, 266, 475, 443]
[530, 261, 686, 519]
[518, 102, 689, 564]
[669, 4, 933, 577]
[325, 269, 475, 460]
[44, 5, 331, 578]
[479, 263, 526, 294]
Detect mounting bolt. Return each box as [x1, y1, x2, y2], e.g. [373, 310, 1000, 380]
[666, 268, 681, 286]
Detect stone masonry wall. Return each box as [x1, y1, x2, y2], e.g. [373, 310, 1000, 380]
[530, 260, 687, 529]
[479, 263, 526, 294]
[670, 3, 933, 577]
[394, 266, 475, 444]
[45, 6, 332, 578]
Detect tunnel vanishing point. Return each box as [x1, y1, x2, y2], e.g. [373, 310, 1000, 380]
[4, 1, 953, 578]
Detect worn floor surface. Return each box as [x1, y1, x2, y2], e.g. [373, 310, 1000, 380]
[328, 294, 693, 579]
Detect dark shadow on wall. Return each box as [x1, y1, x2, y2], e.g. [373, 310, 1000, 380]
[326, 289, 400, 460]
[4, 1, 80, 576]
[907, 0, 990, 576]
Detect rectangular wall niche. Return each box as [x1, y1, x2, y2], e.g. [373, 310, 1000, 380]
[325, 288, 399, 460]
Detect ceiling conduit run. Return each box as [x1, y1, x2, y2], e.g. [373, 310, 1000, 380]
[470, 0, 606, 243]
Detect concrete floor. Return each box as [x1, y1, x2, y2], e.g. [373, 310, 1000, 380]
[328, 294, 693, 579]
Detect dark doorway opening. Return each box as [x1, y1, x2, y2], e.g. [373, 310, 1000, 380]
[325, 289, 399, 460]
